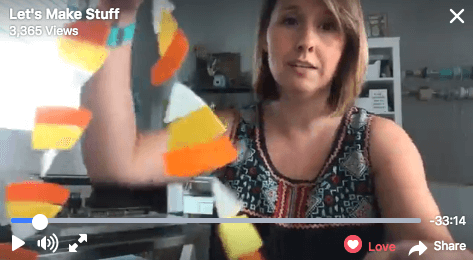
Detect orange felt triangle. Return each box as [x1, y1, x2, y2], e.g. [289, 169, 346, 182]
[63, 20, 111, 46]
[35, 106, 92, 128]
[151, 28, 189, 86]
[239, 250, 265, 260]
[163, 136, 237, 177]
[6, 181, 70, 205]
[0, 244, 39, 260]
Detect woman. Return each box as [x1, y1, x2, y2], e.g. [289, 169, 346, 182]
[81, 0, 471, 259]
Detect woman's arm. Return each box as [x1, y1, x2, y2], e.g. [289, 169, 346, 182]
[81, 45, 237, 186]
[366, 116, 472, 258]
[82, 49, 238, 186]
[81, 44, 156, 185]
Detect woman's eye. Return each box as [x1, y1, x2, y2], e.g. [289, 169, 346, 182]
[283, 17, 298, 26]
[320, 22, 338, 31]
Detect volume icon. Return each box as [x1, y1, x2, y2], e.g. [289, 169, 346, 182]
[37, 233, 59, 253]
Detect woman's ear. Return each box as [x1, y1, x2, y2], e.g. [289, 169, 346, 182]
[261, 36, 268, 52]
[260, 34, 268, 52]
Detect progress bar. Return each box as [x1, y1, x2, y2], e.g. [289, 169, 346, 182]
[11, 218, 422, 224]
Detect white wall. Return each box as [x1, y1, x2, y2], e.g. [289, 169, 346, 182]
[429, 182, 473, 248]
[173, 0, 263, 83]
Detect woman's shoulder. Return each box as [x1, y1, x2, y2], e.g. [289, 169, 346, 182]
[350, 106, 399, 132]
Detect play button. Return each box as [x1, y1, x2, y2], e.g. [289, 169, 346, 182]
[12, 235, 25, 251]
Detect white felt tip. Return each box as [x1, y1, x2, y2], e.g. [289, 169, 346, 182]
[164, 82, 207, 123]
[40, 149, 59, 177]
[212, 178, 243, 218]
[153, 0, 176, 35]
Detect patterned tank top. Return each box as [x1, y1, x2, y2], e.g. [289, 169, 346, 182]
[209, 103, 386, 260]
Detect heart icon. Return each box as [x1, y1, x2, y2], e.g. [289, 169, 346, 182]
[348, 240, 359, 249]
[344, 235, 362, 253]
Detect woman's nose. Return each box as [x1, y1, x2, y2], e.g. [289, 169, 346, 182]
[296, 27, 318, 53]
[298, 44, 314, 52]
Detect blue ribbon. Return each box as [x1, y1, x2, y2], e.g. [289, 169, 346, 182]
[107, 23, 136, 47]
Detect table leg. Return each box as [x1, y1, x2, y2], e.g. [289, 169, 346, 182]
[153, 245, 183, 260]
[192, 224, 211, 260]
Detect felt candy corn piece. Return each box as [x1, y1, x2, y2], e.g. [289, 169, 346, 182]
[0, 244, 39, 260]
[163, 82, 238, 177]
[6, 182, 70, 205]
[5, 181, 70, 239]
[167, 106, 227, 151]
[158, 9, 179, 57]
[164, 136, 237, 177]
[151, 28, 189, 86]
[5, 181, 69, 219]
[40, 149, 59, 177]
[6, 201, 63, 219]
[32, 106, 92, 150]
[57, 20, 111, 74]
[212, 178, 243, 218]
[239, 250, 265, 260]
[218, 215, 264, 260]
[151, 5, 189, 86]
[153, 0, 176, 35]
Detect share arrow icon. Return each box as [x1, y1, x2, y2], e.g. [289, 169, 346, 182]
[78, 234, 87, 243]
[69, 243, 78, 252]
[408, 241, 427, 256]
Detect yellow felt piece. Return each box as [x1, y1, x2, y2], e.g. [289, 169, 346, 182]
[167, 106, 226, 151]
[218, 215, 263, 260]
[6, 201, 63, 218]
[159, 10, 178, 56]
[57, 37, 109, 73]
[32, 124, 84, 150]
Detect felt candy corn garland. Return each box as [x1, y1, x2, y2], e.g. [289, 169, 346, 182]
[150, 3, 263, 259]
[149, 0, 238, 177]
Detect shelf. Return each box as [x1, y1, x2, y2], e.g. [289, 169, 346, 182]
[193, 87, 253, 94]
[35, 174, 91, 186]
[367, 78, 394, 82]
[376, 111, 395, 115]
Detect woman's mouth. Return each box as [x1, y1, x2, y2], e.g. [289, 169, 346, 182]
[288, 61, 318, 70]
[288, 62, 318, 75]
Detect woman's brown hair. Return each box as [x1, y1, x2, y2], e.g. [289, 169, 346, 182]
[253, 0, 368, 115]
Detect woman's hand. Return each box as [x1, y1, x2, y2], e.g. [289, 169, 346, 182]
[363, 240, 472, 260]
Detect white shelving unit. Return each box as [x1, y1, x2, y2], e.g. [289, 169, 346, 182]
[358, 37, 402, 126]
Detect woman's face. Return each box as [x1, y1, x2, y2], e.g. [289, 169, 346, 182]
[264, 0, 346, 98]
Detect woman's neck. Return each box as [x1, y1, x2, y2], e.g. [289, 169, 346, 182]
[265, 92, 335, 135]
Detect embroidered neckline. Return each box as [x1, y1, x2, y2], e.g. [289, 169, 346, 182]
[256, 103, 355, 185]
